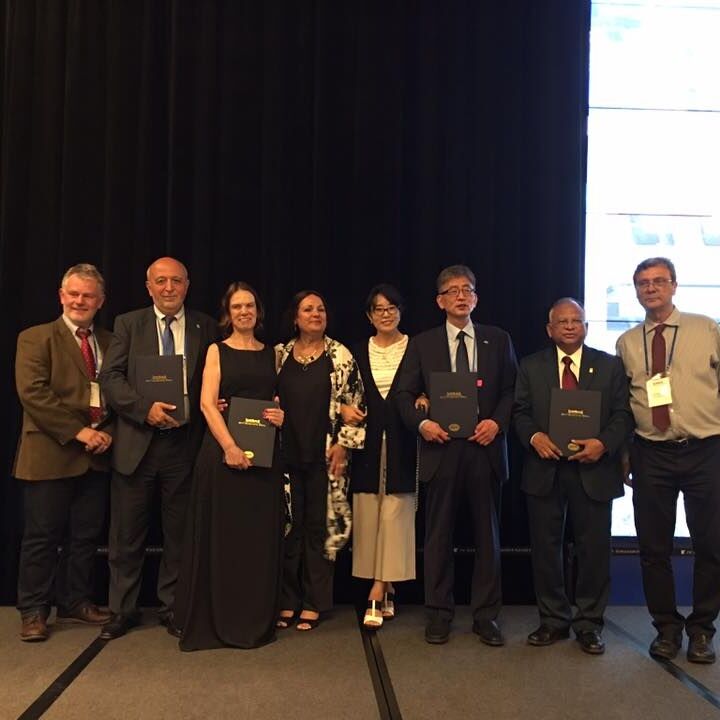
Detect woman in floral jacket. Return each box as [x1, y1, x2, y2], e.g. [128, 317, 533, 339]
[275, 290, 365, 631]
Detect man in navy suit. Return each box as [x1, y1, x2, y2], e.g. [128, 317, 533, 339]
[98, 257, 217, 639]
[513, 298, 632, 654]
[395, 265, 517, 645]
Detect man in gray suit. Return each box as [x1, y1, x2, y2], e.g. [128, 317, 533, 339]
[99, 257, 217, 639]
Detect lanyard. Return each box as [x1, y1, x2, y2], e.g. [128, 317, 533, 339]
[91, 333, 100, 377]
[643, 324, 678, 376]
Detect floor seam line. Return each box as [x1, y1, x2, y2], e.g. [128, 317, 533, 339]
[355, 604, 403, 720]
[16, 636, 108, 720]
[605, 617, 720, 712]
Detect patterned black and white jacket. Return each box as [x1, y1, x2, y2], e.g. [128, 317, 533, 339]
[276, 335, 365, 560]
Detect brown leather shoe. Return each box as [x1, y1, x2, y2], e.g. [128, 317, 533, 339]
[21, 614, 49, 642]
[56, 604, 112, 625]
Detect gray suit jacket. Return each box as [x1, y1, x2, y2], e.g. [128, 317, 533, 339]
[99, 306, 217, 476]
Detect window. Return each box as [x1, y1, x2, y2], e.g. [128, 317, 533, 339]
[585, 0, 720, 536]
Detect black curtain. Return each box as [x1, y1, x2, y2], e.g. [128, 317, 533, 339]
[0, 0, 591, 603]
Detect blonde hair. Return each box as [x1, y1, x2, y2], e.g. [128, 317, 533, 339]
[61, 263, 106, 295]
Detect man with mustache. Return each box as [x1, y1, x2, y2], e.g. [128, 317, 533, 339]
[513, 298, 632, 655]
[99, 257, 217, 639]
[617, 257, 720, 664]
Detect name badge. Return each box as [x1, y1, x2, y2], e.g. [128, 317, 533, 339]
[90, 381, 102, 409]
[646, 374, 672, 408]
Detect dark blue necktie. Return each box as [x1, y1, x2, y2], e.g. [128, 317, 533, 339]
[161, 316, 176, 356]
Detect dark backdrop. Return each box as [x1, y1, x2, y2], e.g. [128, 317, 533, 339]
[0, 1, 591, 604]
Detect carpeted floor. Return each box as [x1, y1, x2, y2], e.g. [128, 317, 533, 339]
[1, 605, 718, 720]
[379, 605, 719, 720]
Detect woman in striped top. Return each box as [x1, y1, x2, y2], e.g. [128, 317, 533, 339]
[348, 284, 419, 629]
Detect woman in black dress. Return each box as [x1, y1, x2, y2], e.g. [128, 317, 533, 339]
[175, 282, 285, 650]
[275, 291, 365, 631]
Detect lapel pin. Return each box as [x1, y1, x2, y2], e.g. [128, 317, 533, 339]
[196, 323, 200, 329]
[589, 367, 594, 374]
[482, 340, 489, 344]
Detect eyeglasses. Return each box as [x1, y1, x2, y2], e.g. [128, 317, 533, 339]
[438, 285, 476, 298]
[635, 278, 674, 290]
[550, 319, 584, 328]
[372, 305, 398, 317]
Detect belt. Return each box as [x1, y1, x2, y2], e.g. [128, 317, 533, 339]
[154, 424, 189, 438]
[633, 434, 701, 449]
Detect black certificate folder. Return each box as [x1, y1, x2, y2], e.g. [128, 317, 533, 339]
[227, 397, 277, 468]
[429, 371, 478, 438]
[549, 388, 602, 457]
[135, 355, 185, 423]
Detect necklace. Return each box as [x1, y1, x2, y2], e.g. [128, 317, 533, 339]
[294, 341, 324, 371]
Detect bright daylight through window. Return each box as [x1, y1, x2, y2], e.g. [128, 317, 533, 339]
[585, 0, 720, 537]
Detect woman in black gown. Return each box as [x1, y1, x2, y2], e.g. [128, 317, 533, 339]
[175, 282, 285, 650]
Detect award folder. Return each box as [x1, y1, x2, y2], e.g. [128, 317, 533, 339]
[548, 388, 602, 457]
[135, 355, 185, 423]
[429, 371, 478, 438]
[227, 397, 277, 468]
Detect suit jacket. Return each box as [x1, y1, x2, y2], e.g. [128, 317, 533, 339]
[13, 317, 114, 481]
[512, 344, 633, 502]
[395, 322, 518, 484]
[351, 338, 416, 494]
[99, 306, 218, 476]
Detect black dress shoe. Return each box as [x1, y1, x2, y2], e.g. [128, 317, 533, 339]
[527, 624, 570, 646]
[649, 632, 682, 660]
[687, 634, 716, 664]
[576, 630, 605, 655]
[425, 617, 451, 644]
[159, 612, 182, 638]
[99, 613, 141, 640]
[472, 619, 505, 647]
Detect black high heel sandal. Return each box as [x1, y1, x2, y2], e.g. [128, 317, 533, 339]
[296, 614, 321, 631]
[276, 611, 298, 629]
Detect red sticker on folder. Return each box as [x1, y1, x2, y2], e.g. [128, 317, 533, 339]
[476, 379, 483, 387]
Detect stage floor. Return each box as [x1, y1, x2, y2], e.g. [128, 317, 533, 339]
[1, 605, 718, 720]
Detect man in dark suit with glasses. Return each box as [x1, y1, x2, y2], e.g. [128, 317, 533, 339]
[513, 298, 633, 655]
[395, 264, 517, 645]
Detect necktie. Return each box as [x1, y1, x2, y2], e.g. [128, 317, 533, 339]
[651, 324, 670, 432]
[561, 356, 578, 390]
[455, 330, 470, 373]
[162, 316, 176, 356]
[76, 328, 102, 424]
